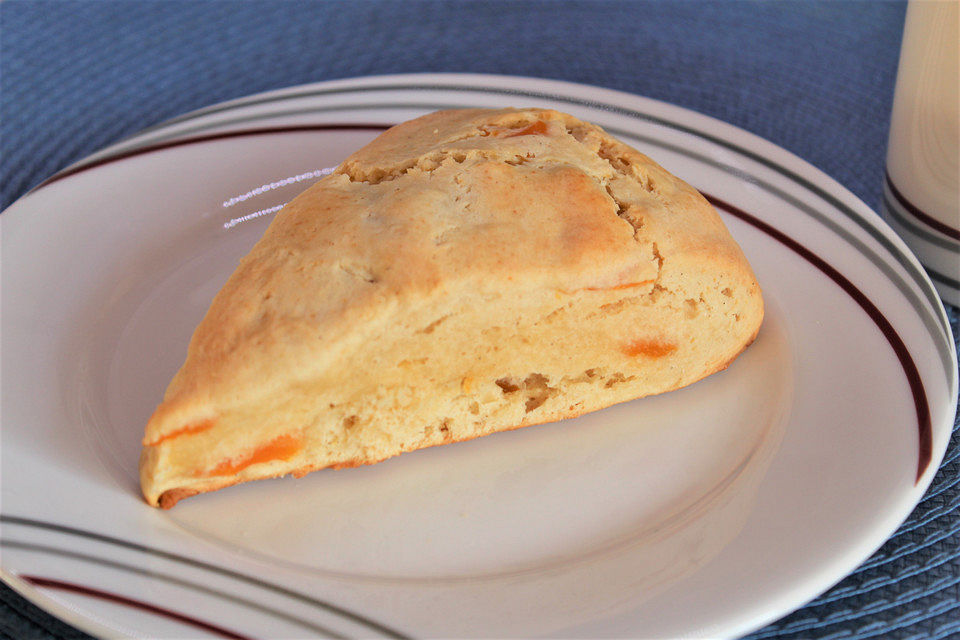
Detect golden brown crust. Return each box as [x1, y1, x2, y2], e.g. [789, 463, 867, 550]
[158, 488, 200, 510]
[139, 107, 764, 508]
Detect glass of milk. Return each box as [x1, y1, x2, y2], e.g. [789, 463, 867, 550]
[882, 0, 959, 305]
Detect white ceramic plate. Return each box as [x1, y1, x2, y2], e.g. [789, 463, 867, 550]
[1, 74, 955, 639]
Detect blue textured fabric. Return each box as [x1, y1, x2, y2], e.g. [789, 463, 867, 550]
[1, 1, 957, 639]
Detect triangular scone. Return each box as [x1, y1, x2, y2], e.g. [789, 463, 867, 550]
[140, 108, 763, 508]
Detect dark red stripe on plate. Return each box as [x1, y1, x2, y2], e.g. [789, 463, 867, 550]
[22, 575, 252, 640]
[706, 193, 933, 481]
[30, 124, 393, 193]
[885, 172, 960, 241]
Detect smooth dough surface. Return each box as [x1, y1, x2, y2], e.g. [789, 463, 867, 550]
[140, 108, 764, 508]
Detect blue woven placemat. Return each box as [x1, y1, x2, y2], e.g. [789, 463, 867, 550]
[1, 1, 957, 638]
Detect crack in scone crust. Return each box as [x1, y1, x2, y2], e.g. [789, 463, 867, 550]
[333, 108, 672, 297]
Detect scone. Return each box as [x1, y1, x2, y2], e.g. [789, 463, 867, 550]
[140, 108, 763, 508]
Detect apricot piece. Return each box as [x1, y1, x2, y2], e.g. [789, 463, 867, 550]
[147, 419, 215, 446]
[201, 434, 301, 477]
[622, 339, 677, 358]
[584, 279, 654, 292]
[505, 120, 548, 137]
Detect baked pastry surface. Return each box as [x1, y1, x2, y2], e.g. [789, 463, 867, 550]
[140, 108, 763, 508]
